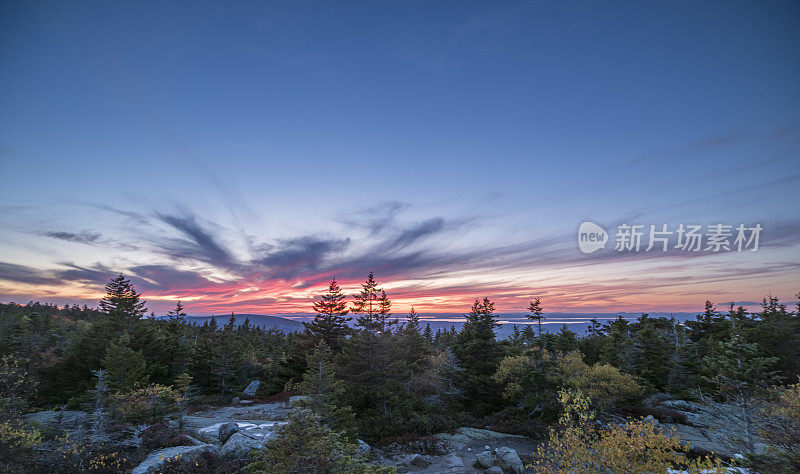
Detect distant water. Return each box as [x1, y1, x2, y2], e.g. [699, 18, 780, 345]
[159, 312, 698, 338]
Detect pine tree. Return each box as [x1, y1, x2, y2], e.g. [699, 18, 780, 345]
[528, 297, 544, 332]
[351, 272, 381, 332]
[703, 334, 781, 452]
[102, 332, 147, 392]
[296, 342, 355, 437]
[375, 289, 397, 333]
[398, 307, 431, 375]
[305, 278, 351, 351]
[99, 274, 146, 332]
[423, 323, 434, 344]
[167, 301, 187, 322]
[453, 298, 503, 414]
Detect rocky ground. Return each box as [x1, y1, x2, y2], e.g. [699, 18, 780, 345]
[377, 427, 535, 473]
[22, 391, 757, 473]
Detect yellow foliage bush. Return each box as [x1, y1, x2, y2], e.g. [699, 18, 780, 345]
[757, 381, 800, 471]
[557, 351, 642, 411]
[111, 383, 181, 423]
[0, 420, 42, 451]
[531, 389, 724, 474]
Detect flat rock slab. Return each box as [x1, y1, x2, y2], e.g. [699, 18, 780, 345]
[183, 402, 291, 442]
[132, 444, 218, 474]
[221, 428, 278, 455]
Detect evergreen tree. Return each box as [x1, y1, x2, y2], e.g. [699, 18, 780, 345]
[527, 298, 545, 351]
[397, 307, 431, 379]
[629, 315, 673, 391]
[553, 325, 579, 353]
[375, 289, 397, 333]
[102, 332, 147, 392]
[351, 272, 381, 332]
[296, 342, 355, 437]
[685, 301, 727, 360]
[167, 301, 187, 322]
[99, 274, 146, 332]
[423, 323, 434, 344]
[453, 298, 503, 414]
[305, 278, 351, 351]
[703, 334, 781, 452]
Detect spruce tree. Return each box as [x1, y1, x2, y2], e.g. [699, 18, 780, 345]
[296, 342, 355, 437]
[99, 274, 146, 332]
[351, 272, 381, 332]
[703, 334, 781, 452]
[398, 307, 430, 374]
[375, 289, 397, 333]
[305, 278, 351, 351]
[102, 332, 147, 392]
[453, 298, 503, 414]
[423, 323, 434, 344]
[167, 301, 187, 322]
[527, 298, 545, 339]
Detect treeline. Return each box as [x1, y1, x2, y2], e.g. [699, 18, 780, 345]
[1, 273, 799, 469]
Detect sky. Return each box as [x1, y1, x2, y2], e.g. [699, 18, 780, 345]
[1, 1, 799, 316]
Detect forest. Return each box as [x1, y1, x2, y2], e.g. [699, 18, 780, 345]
[1, 272, 799, 473]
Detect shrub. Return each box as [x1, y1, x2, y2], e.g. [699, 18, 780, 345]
[531, 389, 725, 473]
[751, 381, 800, 472]
[246, 409, 395, 473]
[557, 351, 643, 411]
[111, 384, 180, 424]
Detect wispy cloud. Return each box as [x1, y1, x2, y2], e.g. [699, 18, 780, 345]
[42, 231, 101, 244]
[155, 212, 236, 268]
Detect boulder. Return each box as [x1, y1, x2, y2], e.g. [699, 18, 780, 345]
[218, 422, 240, 443]
[485, 467, 504, 474]
[475, 450, 495, 469]
[356, 439, 371, 455]
[643, 415, 659, 425]
[132, 444, 218, 474]
[444, 454, 464, 472]
[23, 410, 88, 430]
[242, 380, 260, 397]
[220, 428, 274, 455]
[408, 453, 432, 468]
[433, 433, 466, 452]
[289, 395, 310, 406]
[496, 447, 524, 474]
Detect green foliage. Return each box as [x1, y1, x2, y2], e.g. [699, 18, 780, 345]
[297, 342, 355, 437]
[246, 409, 394, 474]
[557, 351, 642, 411]
[2, 276, 800, 470]
[453, 298, 503, 415]
[102, 332, 148, 392]
[99, 273, 147, 332]
[703, 334, 780, 399]
[110, 384, 181, 424]
[753, 381, 800, 472]
[532, 389, 724, 473]
[306, 278, 351, 351]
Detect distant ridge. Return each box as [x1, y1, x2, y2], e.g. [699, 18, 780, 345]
[157, 314, 304, 333]
[156, 311, 697, 337]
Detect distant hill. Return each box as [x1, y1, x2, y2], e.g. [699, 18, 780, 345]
[157, 314, 305, 333]
[155, 311, 696, 338]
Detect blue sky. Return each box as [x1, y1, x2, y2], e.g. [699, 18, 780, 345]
[1, 1, 799, 314]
